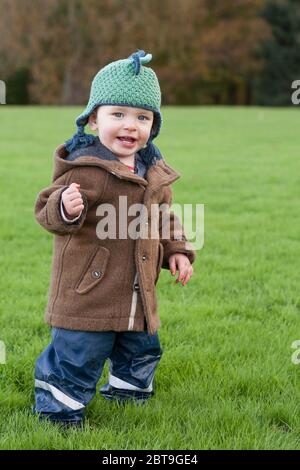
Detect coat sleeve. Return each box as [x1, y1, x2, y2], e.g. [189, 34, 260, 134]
[34, 166, 105, 235]
[159, 185, 196, 269]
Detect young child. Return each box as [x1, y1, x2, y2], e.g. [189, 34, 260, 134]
[33, 50, 196, 428]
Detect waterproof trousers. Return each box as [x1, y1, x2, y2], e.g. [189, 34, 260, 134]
[33, 327, 163, 424]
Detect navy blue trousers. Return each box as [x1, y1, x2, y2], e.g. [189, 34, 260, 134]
[33, 327, 163, 424]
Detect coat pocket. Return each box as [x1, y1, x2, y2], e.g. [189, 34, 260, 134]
[155, 242, 164, 284]
[75, 245, 110, 295]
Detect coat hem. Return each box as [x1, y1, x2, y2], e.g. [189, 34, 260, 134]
[45, 312, 151, 333]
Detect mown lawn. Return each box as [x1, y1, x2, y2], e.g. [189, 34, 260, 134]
[0, 105, 299, 449]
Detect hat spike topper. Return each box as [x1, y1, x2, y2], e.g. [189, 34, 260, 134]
[129, 50, 152, 75]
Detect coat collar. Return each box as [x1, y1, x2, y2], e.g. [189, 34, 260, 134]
[53, 143, 181, 192]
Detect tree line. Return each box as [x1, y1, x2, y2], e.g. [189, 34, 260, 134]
[0, 0, 298, 106]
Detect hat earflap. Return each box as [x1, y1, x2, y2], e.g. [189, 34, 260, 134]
[138, 136, 162, 168]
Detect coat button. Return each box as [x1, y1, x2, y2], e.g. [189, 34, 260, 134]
[92, 270, 102, 279]
[142, 255, 147, 261]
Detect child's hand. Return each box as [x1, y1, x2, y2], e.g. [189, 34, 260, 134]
[62, 183, 84, 219]
[168, 253, 193, 286]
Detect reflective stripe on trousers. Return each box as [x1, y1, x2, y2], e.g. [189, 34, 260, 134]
[33, 327, 163, 422]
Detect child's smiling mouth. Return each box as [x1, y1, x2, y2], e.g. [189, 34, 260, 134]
[117, 136, 137, 147]
[117, 136, 137, 143]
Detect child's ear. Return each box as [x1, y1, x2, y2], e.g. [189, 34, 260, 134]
[88, 112, 98, 131]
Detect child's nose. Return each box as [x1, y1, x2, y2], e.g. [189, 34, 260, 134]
[123, 119, 137, 130]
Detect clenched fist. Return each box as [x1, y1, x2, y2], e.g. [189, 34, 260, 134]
[62, 183, 84, 219]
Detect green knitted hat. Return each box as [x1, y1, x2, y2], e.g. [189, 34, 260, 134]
[65, 50, 162, 153]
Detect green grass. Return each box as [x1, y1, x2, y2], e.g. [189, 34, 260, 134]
[0, 105, 300, 449]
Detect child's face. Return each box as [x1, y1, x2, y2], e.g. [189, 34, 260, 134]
[88, 105, 154, 159]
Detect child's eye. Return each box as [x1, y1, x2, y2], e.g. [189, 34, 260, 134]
[112, 112, 149, 121]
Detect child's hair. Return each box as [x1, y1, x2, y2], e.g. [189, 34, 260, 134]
[65, 50, 163, 167]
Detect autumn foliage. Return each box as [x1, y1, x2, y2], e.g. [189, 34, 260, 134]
[0, 0, 270, 105]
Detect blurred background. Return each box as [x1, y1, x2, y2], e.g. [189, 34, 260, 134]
[1, 0, 299, 107]
[1, 0, 300, 450]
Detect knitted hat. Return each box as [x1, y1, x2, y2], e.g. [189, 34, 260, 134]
[65, 50, 163, 163]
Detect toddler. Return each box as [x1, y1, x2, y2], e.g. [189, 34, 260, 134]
[33, 50, 196, 428]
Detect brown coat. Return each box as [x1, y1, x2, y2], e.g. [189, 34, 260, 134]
[34, 144, 196, 335]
